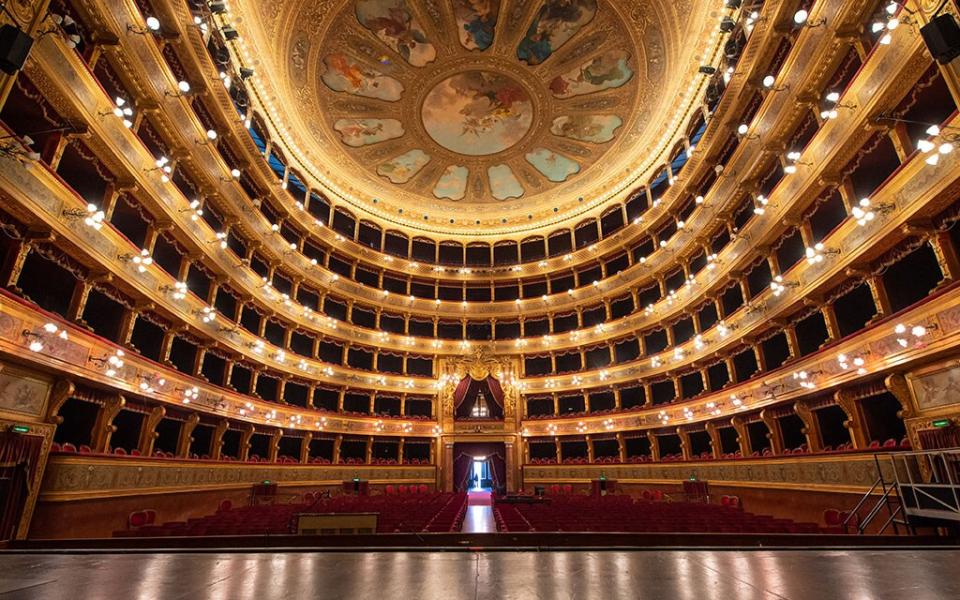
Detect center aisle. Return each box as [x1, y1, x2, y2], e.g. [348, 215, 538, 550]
[461, 491, 497, 533]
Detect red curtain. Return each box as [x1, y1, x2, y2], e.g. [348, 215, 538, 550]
[0, 432, 43, 540]
[453, 376, 472, 408]
[452, 442, 507, 493]
[453, 377, 505, 419]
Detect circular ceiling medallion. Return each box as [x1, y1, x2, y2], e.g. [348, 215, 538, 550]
[421, 71, 534, 156]
[231, 0, 725, 233]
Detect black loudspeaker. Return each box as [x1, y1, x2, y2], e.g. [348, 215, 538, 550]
[0, 25, 33, 75]
[921, 14, 960, 65]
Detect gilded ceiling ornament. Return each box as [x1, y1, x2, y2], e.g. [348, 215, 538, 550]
[233, 0, 722, 233]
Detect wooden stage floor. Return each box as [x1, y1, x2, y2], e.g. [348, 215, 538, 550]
[0, 549, 957, 599]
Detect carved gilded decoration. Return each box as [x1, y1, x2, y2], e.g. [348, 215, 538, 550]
[226, 0, 726, 234]
[437, 347, 520, 423]
[40, 456, 436, 500]
[522, 454, 895, 493]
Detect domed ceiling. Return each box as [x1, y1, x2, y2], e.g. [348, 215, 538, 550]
[229, 0, 725, 236]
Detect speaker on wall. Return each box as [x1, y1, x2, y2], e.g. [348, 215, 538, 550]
[0, 25, 33, 75]
[921, 13, 960, 65]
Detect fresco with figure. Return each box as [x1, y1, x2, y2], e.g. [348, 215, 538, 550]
[421, 71, 534, 156]
[377, 149, 432, 183]
[434, 165, 470, 200]
[551, 115, 623, 143]
[517, 0, 598, 65]
[454, 0, 500, 51]
[525, 148, 580, 182]
[488, 164, 524, 200]
[549, 50, 634, 98]
[321, 54, 404, 101]
[355, 0, 436, 67]
[334, 118, 404, 146]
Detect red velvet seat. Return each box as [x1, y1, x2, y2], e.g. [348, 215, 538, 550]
[385, 485, 396, 495]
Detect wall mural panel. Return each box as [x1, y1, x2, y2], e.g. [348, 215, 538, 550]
[334, 118, 405, 146]
[355, 0, 437, 67]
[517, 0, 598, 66]
[41, 457, 437, 500]
[525, 147, 580, 182]
[549, 50, 633, 98]
[236, 0, 713, 218]
[488, 164, 524, 200]
[433, 165, 470, 199]
[523, 456, 895, 491]
[377, 149, 432, 183]
[321, 54, 405, 101]
[911, 365, 960, 410]
[421, 71, 534, 156]
[453, 0, 500, 51]
[550, 114, 622, 143]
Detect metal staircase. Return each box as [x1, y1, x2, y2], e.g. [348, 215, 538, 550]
[843, 449, 960, 534]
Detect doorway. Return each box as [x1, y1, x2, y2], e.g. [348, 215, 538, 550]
[470, 457, 492, 491]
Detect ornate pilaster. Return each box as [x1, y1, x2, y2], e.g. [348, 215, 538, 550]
[176, 413, 200, 458]
[137, 406, 166, 457]
[835, 390, 867, 449]
[730, 415, 750, 457]
[794, 402, 822, 452]
[759, 409, 783, 455]
[91, 395, 125, 454]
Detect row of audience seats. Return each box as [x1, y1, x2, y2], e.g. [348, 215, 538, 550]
[493, 494, 820, 534]
[114, 491, 467, 537]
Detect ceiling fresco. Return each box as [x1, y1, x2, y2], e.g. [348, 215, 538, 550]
[233, 0, 720, 234]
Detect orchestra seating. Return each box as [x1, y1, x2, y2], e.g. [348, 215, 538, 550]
[114, 492, 467, 537]
[493, 494, 821, 534]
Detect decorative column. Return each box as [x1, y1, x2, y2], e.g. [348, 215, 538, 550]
[676, 427, 692, 461]
[210, 419, 229, 460]
[730, 415, 750, 457]
[928, 231, 960, 284]
[616, 433, 626, 462]
[555, 438, 562, 464]
[91, 395, 125, 454]
[300, 432, 313, 464]
[333, 434, 343, 464]
[759, 409, 784, 455]
[705, 421, 722, 459]
[586, 436, 595, 463]
[835, 391, 868, 449]
[267, 428, 282, 462]
[646, 431, 661, 462]
[176, 413, 200, 458]
[238, 423, 255, 462]
[793, 402, 822, 452]
[136, 406, 166, 457]
[397, 438, 405, 465]
[365, 437, 373, 464]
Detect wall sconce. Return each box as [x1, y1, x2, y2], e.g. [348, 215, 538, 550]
[805, 243, 840, 264]
[22, 322, 68, 352]
[160, 281, 188, 300]
[62, 204, 105, 230]
[770, 275, 799, 296]
[119, 249, 153, 272]
[165, 80, 193, 98]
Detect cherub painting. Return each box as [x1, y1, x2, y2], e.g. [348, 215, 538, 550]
[334, 118, 405, 146]
[549, 50, 633, 98]
[356, 0, 437, 67]
[454, 0, 500, 51]
[550, 115, 623, 143]
[517, 0, 597, 66]
[321, 54, 404, 101]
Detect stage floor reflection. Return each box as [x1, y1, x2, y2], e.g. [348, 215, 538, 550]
[0, 549, 957, 599]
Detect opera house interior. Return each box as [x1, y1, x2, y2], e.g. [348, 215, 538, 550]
[1, 0, 960, 596]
